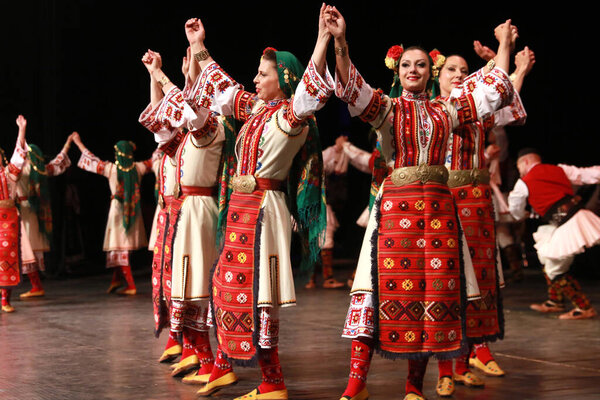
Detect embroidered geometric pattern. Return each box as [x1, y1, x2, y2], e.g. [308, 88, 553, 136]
[376, 179, 463, 355]
[451, 182, 501, 341]
[213, 190, 266, 361]
[0, 206, 21, 288]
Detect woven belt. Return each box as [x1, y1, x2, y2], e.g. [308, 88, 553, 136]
[180, 185, 217, 196]
[447, 168, 490, 188]
[543, 195, 583, 226]
[231, 175, 285, 193]
[0, 199, 15, 207]
[390, 165, 449, 187]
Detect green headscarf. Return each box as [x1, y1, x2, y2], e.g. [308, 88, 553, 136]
[264, 47, 327, 276]
[270, 48, 304, 98]
[114, 140, 140, 231]
[27, 144, 52, 241]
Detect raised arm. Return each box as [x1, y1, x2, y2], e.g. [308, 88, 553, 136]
[141, 50, 176, 96]
[141, 50, 165, 108]
[15, 115, 27, 150]
[326, 5, 350, 87]
[185, 18, 214, 72]
[71, 131, 88, 153]
[492, 19, 517, 74]
[511, 46, 535, 93]
[311, 3, 332, 77]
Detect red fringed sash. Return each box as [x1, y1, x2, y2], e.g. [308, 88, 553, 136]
[376, 179, 463, 357]
[151, 196, 184, 335]
[451, 183, 502, 341]
[212, 190, 266, 362]
[0, 205, 21, 288]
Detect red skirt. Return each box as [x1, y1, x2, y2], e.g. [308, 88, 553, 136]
[211, 190, 266, 364]
[451, 183, 503, 342]
[0, 205, 21, 288]
[375, 178, 465, 359]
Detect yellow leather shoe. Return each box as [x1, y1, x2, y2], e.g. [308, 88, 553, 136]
[182, 370, 211, 385]
[2, 305, 15, 313]
[117, 288, 136, 296]
[171, 354, 199, 376]
[403, 393, 425, 400]
[453, 371, 484, 387]
[340, 387, 369, 400]
[196, 372, 238, 396]
[436, 376, 454, 397]
[20, 289, 45, 298]
[158, 344, 182, 363]
[106, 282, 122, 293]
[469, 356, 505, 376]
[234, 388, 288, 399]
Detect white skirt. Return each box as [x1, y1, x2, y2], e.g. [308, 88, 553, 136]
[534, 209, 600, 260]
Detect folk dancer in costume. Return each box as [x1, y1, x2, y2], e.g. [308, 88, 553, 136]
[475, 39, 534, 284]
[12, 117, 72, 299]
[0, 116, 36, 312]
[72, 132, 151, 295]
[139, 44, 237, 382]
[184, 6, 333, 399]
[305, 135, 352, 289]
[326, 7, 516, 400]
[431, 44, 534, 395]
[502, 149, 600, 320]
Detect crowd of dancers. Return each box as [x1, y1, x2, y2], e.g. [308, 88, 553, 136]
[2, 5, 600, 400]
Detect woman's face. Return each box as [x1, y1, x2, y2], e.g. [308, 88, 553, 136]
[398, 49, 430, 93]
[253, 58, 285, 101]
[439, 55, 469, 97]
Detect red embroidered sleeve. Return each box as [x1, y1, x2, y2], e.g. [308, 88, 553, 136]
[453, 94, 479, 126]
[8, 163, 21, 176]
[359, 89, 385, 123]
[283, 101, 305, 129]
[159, 130, 185, 157]
[233, 91, 256, 122]
[190, 113, 219, 146]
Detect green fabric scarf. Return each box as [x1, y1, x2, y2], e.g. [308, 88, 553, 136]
[270, 48, 326, 276]
[216, 117, 238, 248]
[114, 140, 140, 232]
[27, 144, 52, 242]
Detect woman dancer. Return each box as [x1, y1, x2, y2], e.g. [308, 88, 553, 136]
[177, 5, 333, 399]
[433, 46, 534, 395]
[72, 132, 151, 295]
[12, 117, 72, 299]
[325, 6, 516, 400]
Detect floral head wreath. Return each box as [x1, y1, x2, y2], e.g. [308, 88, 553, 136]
[429, 49, 446, 79]
[385, 44, 404, 73]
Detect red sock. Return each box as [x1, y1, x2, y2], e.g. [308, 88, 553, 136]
[341, 338, 373, 399]
[207, 348, 233, 382]
[438, 359, 453, 378]
[193, 330, 214, 375]
[406, 358, 429, 396]
[110, 268, 121, 285]
[1, 289, 11, 306]
[257, 347, 286, 393]
[120, 266, 136, 290]
[28, 271, 43, 292]
[473, 343, 494, 364]
[164, 330, 181, 351]
[181, 327, 199, 361]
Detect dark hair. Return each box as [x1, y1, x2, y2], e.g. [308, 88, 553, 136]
[441, 54, 469, 74]
[399, 46, 433, 90]
[262, 49, 277, 63]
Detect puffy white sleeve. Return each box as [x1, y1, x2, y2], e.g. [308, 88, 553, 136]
[46, 150, 71, 176]
[507, 178, 530, 220]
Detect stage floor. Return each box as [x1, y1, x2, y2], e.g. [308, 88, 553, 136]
[1, 267, 599, 400]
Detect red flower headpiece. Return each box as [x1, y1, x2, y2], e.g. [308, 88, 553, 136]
[385, 44, 404, 71]
[429, 49, 446, 78]
[263, 47, 278, 55]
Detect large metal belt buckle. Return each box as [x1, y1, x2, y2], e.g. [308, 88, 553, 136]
[470, 169, 481, 186]
[232, 175, 257, 193]
[391, 168, 412, 187]
[416, 164, 432, 184]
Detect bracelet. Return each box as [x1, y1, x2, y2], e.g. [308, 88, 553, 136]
[158, 75, 170, 87]
[335, 45, 348, 57]
[509, 72, 517, 82]
[486, 58, 496, 71]
[194, 49, 210, 62]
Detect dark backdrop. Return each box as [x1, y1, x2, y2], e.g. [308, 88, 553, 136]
[0, 1, 596, 275]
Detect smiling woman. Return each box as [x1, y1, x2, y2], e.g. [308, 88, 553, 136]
[325, 5, 518, 400]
